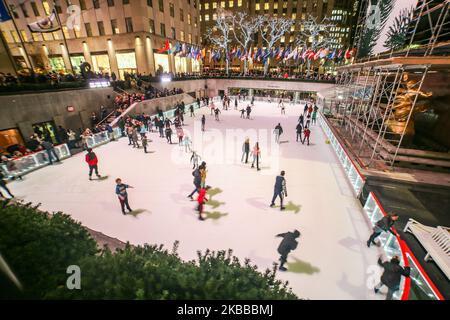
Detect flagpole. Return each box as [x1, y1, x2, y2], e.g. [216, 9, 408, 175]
[53, 2, 74, 74]
[2, 0, 34, 76]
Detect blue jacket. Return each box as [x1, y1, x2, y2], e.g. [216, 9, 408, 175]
[274, 175, 286, 194]
[115, 184, 129, 197]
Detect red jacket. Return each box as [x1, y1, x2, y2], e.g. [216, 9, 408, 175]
[197, 188, 208, 204]
[85, 152, 98, 166]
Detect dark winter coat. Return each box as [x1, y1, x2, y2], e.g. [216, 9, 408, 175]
[274, 175, 287, 195]
[378, 258, 410, 290]
[277, 232, 299, 256]
[376, 216, 396, 233]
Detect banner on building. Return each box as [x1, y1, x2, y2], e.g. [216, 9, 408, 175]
[27, 12, 61, 33]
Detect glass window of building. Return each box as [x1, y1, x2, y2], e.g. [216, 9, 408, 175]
[52, 31, 61, 40]
[8, 5, 19, 18]
[111, 19, 119, 34]
[194, 16, 197, 27]
[107, 0, 115, 6]
[280, 36, 285, 43]
[170, 3, 174, 17]
[160, 23, 166, 37]
[147, 0, 153, 7]
[20, 3, 29, 17]
[42, 33, 53, 41]
[125, 17, 133, 33]
[212, 2, 217, 9]
[149, 19, 155, 33]
[159, 0, 164, 12]
[204, 3, 209, 9]
[220, 1, 225, 8]
[62, 26, 70, 39]
[154, 53, 169, 72]
[264, 3, 269, 10]
[2, 31, 12, 43]
[79, 0, 86, 10]
[97, 21, 105, 36]
[30, 2, 39, 16]
[238, 0, 242, 7]
[274, 2, 278, 9]
[91, 54, 111, 75]
[171, 27, 176, 39]
[255, 4, 260, 10]
[180, 30, 185, 41]
[188, 14, 191, 25]
[292, 13, 296, 19]
[42, 1, 51, 15]
[180, 9, 184, 22]
[93, 0, 100, 9]
[204, 14, 209, 21]
[116, 51, 137, 79]
[229, 1, 234, 8]
[31, 32, 41, 42]
[70, 55, 84, 74]
[188, 33, 192, 43]
[48, 56, 65, 72]
[74, 26, 81, 38]
[10, 31, 19, 43]
[212, 13, 217, 20]
[85, 23, 93, 37]
[123, 0, 130, 4]
[20, 30, 28, 42]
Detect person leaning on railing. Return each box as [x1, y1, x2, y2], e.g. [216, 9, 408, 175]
[367, 213, 400, 248]
[375, 255, 410, 300]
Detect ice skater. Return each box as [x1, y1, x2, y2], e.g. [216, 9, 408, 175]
[240, 108, 245, 118]
[188, 161, 204, 199]
[85, 148, 101, 180]
[367, 213, 399, 247]
[311, 110, 317, 125]
[270, 170, 287, 210]
[0, 171, 14, 198]
[115, 178, 133, 215]
[298, 114, 304, 127]
[302, 127, 311, 145]
[165, 126, 173, 144]
[177, 126, 184, 145]
[234, 98, 238, 110]
[190, 151, 201, 169]
[246, 105, 252, 119]
[276, 230, 300, 271]
[183, 135, 192, 153]
[189, 104, 195, 117]
[214, 107, 221, 121]
[281, 103, 286, 115]
[250, 142, 261, 171]
[142, 134, 149, 153]
[241, 138, 250, 163]
[197, 186, 209, 221]
[374, 255, 410, 300]
[296, 122, 303, 142]
[199, 161, 207, 188]
[132, 128, 140, 148]
[274, 123, 283, 144]
[201, 115, 206, 131]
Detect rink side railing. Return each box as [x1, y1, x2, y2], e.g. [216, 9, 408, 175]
[318, 112, 444, 300]
[1, 102, 203, 180]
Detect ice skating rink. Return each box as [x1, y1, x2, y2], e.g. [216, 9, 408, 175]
[9, 101, 384, 300]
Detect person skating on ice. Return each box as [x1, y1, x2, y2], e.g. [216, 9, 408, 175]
[241, 138, 250, 163]
[176, 126, 184, 145]
[303, 104, 308, 115]
[0, 171, 14, 198]
[201, 115, 206, 131]
[302, 127, 311, 145]
[270, 170, 287, 210]
[311, 110, 317, 125]
[190, 151, 201, 169]
[234, 97, 238, 110]
[296, 122, 303, 142]
[188, 161, 204, 199]
[276, 230, 300, 271]
[165, 126, 173, 144]
[374, 255, 410, 300]
[199, 161, 207, 188]
[246, 105, 252, 119]
[85, 148, 101, 180]
[142, 134, 149, 153]
[183, 135, 192, 153]
[298, 114, 304, 127]
[240, 108, 245, 118]
[189, 104, 195, 117]
[281, 103, 286, 115]
[131, 128, 140, 148]
[115, 178, 133, 215]
[250, 142, 261, 171]
[274, 123, 283, 144]
[210, 102, 215, 115]
[197, 186, 209, 221]
[367, 213, 399, 247]
[214, 107, 221, 121]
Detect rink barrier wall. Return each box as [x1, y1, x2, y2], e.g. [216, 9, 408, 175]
[318, 112, 444, 300]
[0, 144, 71, 179]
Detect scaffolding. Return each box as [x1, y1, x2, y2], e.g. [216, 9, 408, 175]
[333, 0, 450, 170]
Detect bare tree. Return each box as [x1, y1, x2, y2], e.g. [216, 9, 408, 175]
[259, 16, 294, 75]
[205, 9, 233, 75]
[295, 15, 335, 51]
[230, 12, 264, 75]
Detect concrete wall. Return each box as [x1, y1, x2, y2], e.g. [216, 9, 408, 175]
[0, 87, 115, 140]
[131, 93, 196, 116]
[151, 79, 207, 98]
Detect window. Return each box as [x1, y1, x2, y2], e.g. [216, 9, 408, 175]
[125, 17, 133, 33]
[229, 1, 234, 7]
[238, 0, 242, 7]
[292, 13, 296, 19]
[93, 0, 100, 9]
[180, 9, 184, 22]
[111, 19, 119, 34]
[188, 33, 192, 43]
[169, 3, 174, 17]
[147, 0, 153, 7]
[20, 30, 28, 42]
[149, 19, 155, 33]
[10, 31, 19, 42]
[97, 21, 105, 35]
[204, 14, 209, 21]
[220, 1, 225, 8]
[212, 13, 217, 20]
[9, 5, 19, 18]
[62, 26, 70, 39]
[42, 1, 51, 15]
[55, 4, 62, 13]
[31, 32, 41, 42]
[52, 31, 61, 40]
[264, 3, 269, 10]
[171, 27, 175, 39]
[188, 14, 191, 25]
[160, 23, 166, 37]
[123, 0, 130, 4]
[180, 30, 185, 41]
[20, 3, 29, 17]
[43, 33, 54, 41]
[74, 26, 81, 38]
[85, 23, 92, 37]
[158, 0, 164, 12]
[107, 0, 115, 7]
[30, 2, 39, 16]
[194, 16, 197, 27]
[79, 0, 86, 10]
[204, 3, 209, 9]
[255, 4, 260, 10]
[212, 2, 217, 9]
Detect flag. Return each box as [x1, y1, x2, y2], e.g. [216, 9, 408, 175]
[328, 49, 336, 60]
[236, 47, 241, 60]
[320, 48, 329, 58]
[273, 47, 279, 58]
[28, 12, 60, 33]
[276, 47, 284, 60]
[288, 47, 297, 60]
[283, 46, 291, 60]
[0, 1, 11, 22]
[262, 48, 271, 64]
[230, 47, 236, 59]
[240, 49, 247, 61]
[157, 40, 170, 53]
[337, 49, 343, 58]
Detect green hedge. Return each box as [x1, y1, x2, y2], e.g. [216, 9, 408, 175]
[0, 201, 297, 300]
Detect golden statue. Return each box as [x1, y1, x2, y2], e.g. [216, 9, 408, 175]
[383, 73, 432, 135]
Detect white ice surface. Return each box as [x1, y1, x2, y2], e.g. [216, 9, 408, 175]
[9, 101, 384, 300]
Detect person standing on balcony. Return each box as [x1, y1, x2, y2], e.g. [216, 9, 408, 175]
[374, 255, 410, 300]
[367, 214, 399, 247]
[85, 148, 101, 180]
[115, 178, 133, 215]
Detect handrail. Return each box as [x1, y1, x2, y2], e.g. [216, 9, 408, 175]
[96, 109, 117, 127]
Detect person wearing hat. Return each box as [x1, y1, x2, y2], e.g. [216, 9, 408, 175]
[375, 255, 410, 300]
[276, 230, 301, 271]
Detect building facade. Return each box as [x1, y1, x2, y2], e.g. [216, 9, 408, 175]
[0, 0, 202, 78]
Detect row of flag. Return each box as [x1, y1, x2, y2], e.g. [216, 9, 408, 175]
[209, 46, 357, 64]
[157, 40, 205, 61]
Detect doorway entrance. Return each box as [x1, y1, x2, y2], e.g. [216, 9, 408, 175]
[32, 121, 58, 144]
